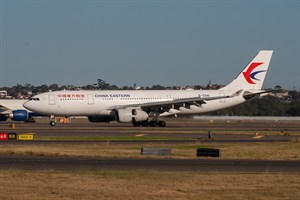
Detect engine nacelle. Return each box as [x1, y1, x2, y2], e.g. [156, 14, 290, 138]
[115, 108, 149, 123]
[88, 116, 115, 123]
[0, 114, 8, 121]
[9, 110, 29, 121]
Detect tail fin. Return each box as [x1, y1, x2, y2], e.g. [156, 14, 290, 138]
[220, 50, 273, 91]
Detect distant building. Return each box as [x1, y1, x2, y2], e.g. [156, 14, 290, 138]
[270, 90, 289, 99]
[205, 80, 224, 89]
[275, 90, 290, 99]
[269, 89, 291, 103]
[0, 90, 7, 97]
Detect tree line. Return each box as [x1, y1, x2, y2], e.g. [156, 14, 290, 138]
[210, 95, 300, 116]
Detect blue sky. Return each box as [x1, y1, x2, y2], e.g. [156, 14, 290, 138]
[0, 0, 299, 89]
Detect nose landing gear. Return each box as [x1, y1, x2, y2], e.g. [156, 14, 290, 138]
[49, 115, 56, 126]
[50, 121, 56, 126]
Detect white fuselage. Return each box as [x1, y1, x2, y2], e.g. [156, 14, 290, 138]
[23, 90, 245, 116]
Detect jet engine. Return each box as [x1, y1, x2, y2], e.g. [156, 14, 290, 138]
[88, 116, 115, 123]
[0, 114, 8, 121]
[9, 110, 29, 121]
[115, 108, 149, 123]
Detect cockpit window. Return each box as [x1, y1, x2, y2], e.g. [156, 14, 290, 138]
[29, 98, 40, 101]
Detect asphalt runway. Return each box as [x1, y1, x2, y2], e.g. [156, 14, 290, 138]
[1, 156, 300, 172]
[0, 118, 299, 143]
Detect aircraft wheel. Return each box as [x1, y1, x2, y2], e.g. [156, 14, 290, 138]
[132, 121, 141, 127]
[158, 121, 166, 127]
[50, 121, 56, 126]
[25, 118, 36, 123]
[149, 121, 158, 127]
[141, 121, 149, 127]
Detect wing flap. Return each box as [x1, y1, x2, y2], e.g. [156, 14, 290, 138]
[107, 95, 231, 113]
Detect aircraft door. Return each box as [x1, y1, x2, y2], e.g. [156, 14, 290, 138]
[49, 94, 56, 105]
[88, 94, 94, 105]
[219, 92, 226, 103]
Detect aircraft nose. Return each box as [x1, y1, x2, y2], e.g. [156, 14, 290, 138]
[23, 101, 33, 111]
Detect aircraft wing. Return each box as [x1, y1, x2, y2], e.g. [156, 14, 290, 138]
[0, 100, 28, 114]
[0, 105, 11, 114]
[107, 94, 233, 113]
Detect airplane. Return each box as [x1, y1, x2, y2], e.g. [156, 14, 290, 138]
[24, 50, 273, 127]
[0, 99, 38, 122]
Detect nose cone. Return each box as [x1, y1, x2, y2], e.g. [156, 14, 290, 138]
[23, 101, 35, 111]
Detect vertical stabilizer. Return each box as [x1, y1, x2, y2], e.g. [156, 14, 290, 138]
[220, 50, 273, 91]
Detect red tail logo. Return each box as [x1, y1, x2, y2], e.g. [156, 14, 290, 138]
[243, 62, 265, 84]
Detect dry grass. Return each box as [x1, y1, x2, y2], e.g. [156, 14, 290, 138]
[1, 119, 298, 199]
[0, 141, 300, 160]
[0, 170, 299, 200]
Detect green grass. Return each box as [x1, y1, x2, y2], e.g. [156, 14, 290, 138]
[36, 135, 193, 141]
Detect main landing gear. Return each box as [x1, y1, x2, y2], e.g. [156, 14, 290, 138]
[132, 120, 166, 127]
